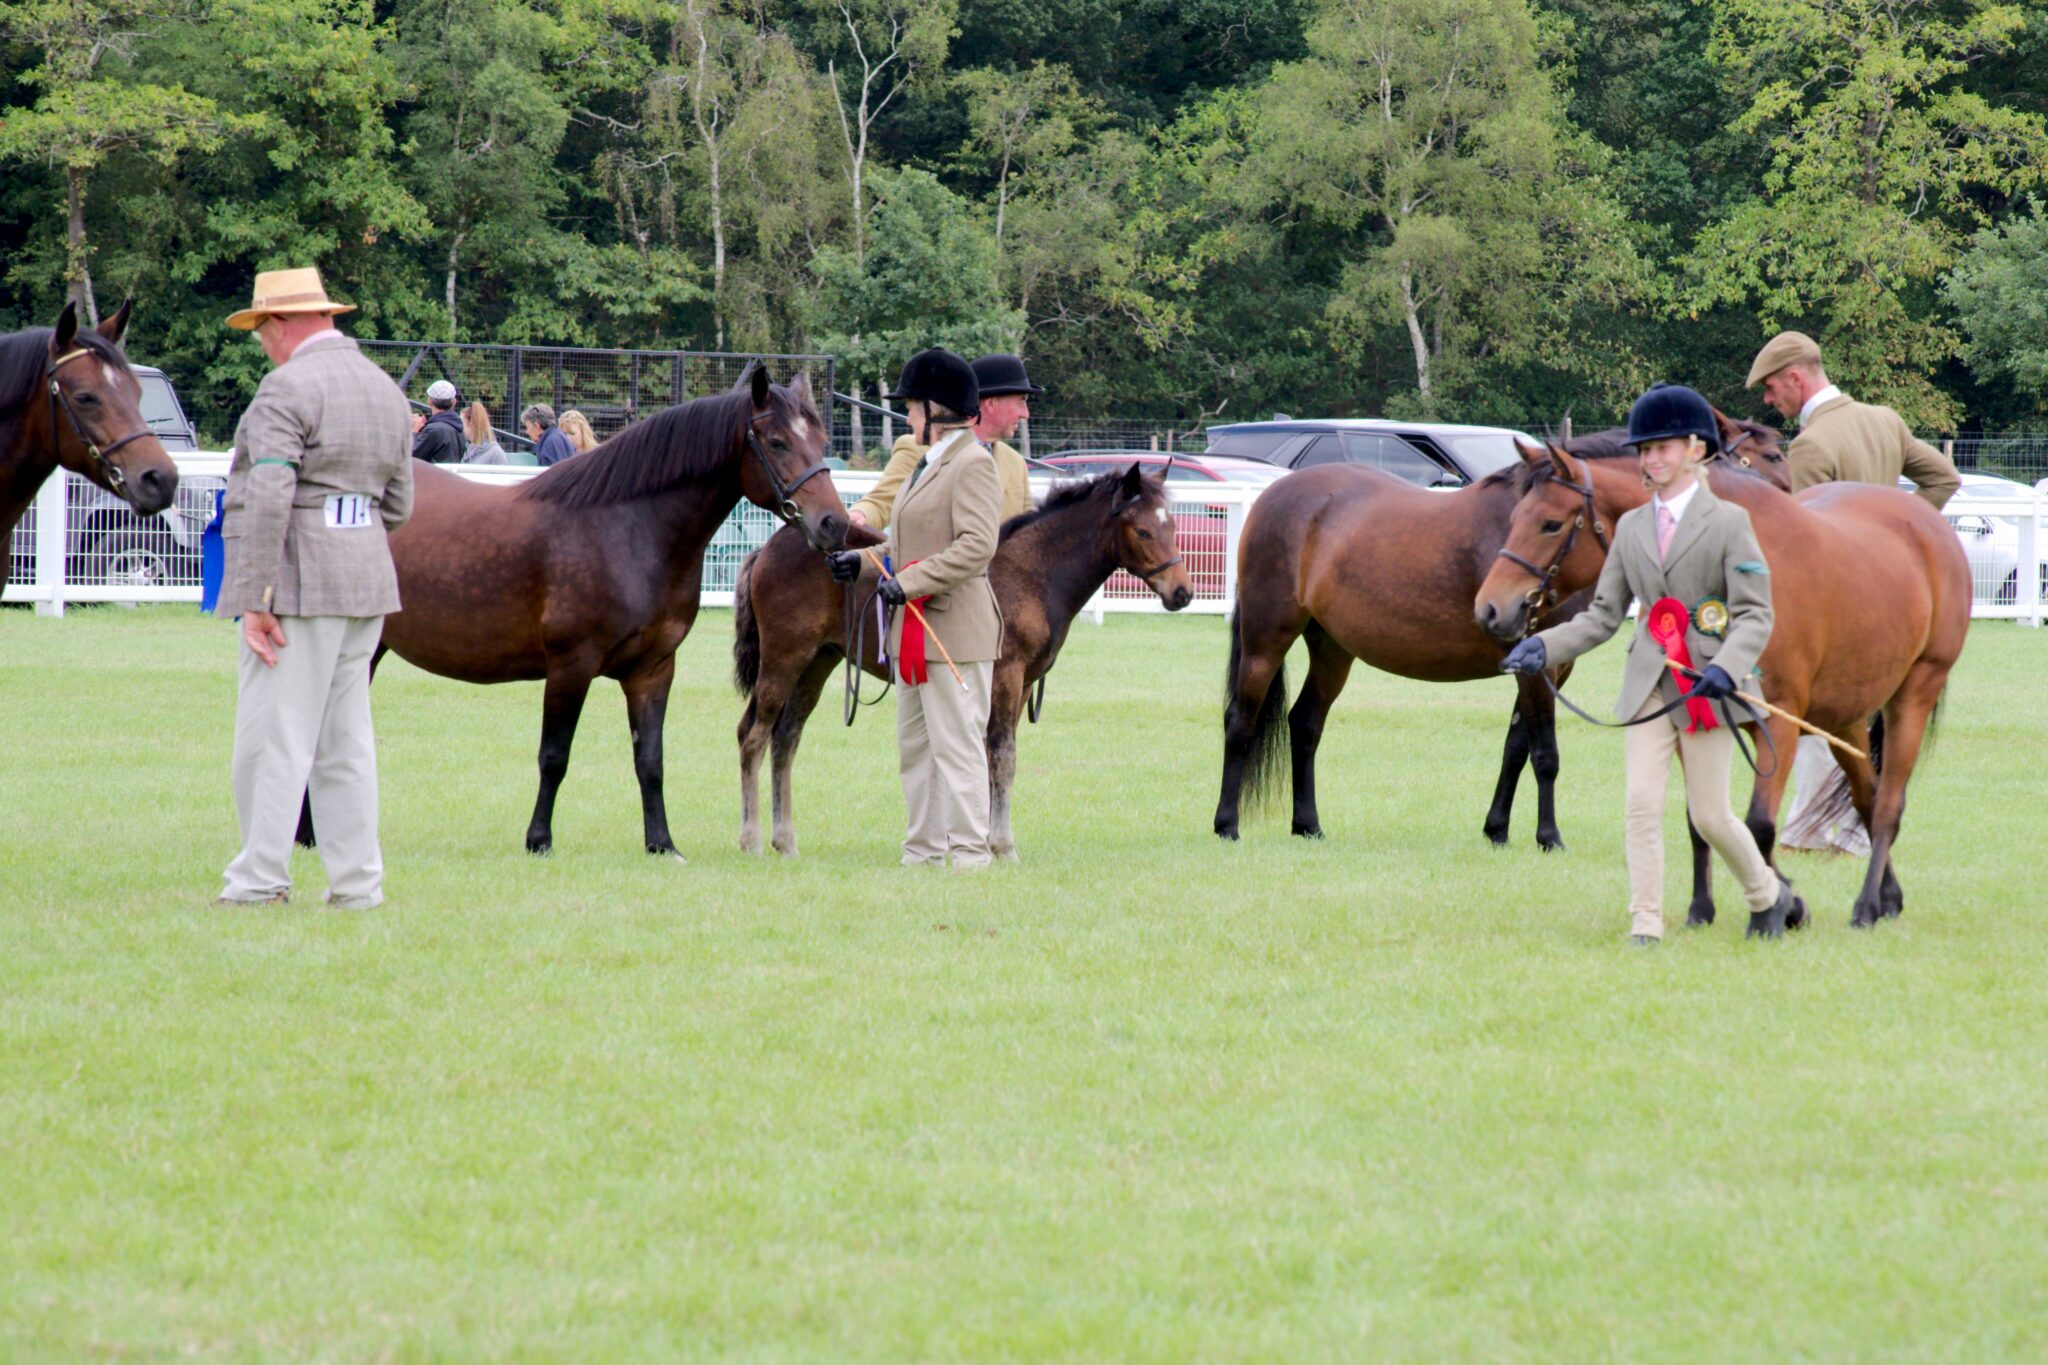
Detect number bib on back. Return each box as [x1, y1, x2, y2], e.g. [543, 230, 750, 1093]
[324, 493, 373, 529]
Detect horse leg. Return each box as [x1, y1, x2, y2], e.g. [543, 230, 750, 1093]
[295, 644, 383, 849]
[987, 661, 1027, 861]
[767, 653, 837, 857]
[526, 668, 593, 855]
[1482, 699, 1530, 848]
[1287, 624, 1353, 839]
[1684, 816, 1715, 926]
[622, 658, 679, 857]
[1850, 674, 1939, 928]
[738, 672, 790, 857]
[1528, 675, 1566, 852]
[1215, 606, 1298, 842]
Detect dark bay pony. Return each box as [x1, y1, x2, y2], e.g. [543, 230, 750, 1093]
[1474, 443, 1970, 928]
[733, 465, 1195, 858]
[1, 302, 178, 544]
[325, 367, 849, 857]
[1213, 411, 1785, 845]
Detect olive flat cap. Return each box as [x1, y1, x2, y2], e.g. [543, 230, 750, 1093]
[1746, 331, 1823, 388]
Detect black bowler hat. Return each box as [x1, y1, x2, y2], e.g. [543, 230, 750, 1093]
[887, 348, 980, 420]
[970, 354, 1044, 397]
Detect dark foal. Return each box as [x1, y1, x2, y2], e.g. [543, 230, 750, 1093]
[1215, 410, 1787, 846]
[299, 366, 850, 858]
[734, 465, 1194, 858]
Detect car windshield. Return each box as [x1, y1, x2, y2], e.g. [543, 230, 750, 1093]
[1438, 433, 1522, 478]
[1202, 429, 1299, 461]
[136, 374, 188, 435]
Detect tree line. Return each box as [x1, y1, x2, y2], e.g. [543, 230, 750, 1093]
[1, 0, 2044, 445]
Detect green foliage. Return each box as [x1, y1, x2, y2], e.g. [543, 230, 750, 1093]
[1944, 198, 2048, 415]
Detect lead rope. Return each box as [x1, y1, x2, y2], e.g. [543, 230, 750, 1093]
[842, 575, 893, 726]
[1539, 670, 1779, 779]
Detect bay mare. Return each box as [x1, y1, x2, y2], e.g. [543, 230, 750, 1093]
[733, 465, 1196, 859]
[0, 302, 178, 544]
[1212, 411, 1786, 847]
[1474, 443, 1970, 928]
[299, 368, 851, 858]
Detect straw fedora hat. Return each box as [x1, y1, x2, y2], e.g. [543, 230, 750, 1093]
[226, 267, 356, 330]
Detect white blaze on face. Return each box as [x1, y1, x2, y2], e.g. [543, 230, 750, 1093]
[793, 415, 816, 446]
[104, 362, 127, 393]
[1155, 507, 1171, 526]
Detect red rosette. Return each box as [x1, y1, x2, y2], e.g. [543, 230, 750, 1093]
[1645, 595, 1718, 732]
[895, 559, 934, 687]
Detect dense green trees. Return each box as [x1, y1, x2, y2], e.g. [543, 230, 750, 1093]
[0, 0, 2041, 437]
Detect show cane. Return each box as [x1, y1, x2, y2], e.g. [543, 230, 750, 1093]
[861, 548, 970, 694]
[1664, 659, 1868, 760]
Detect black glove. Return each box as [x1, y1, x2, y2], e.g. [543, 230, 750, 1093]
[878, 577, 907, 608]
[1689, 663, 1735, 700]
[1500, 637, 1547, 675]
[826, 550, 863, 583]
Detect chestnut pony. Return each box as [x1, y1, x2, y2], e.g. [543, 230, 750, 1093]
[1213, 410, 1785, 847]
[1474, 442, 1970, 928]
[0, 302, 178, 543]
[734, 465, 1195, 858]
[298, 366, 850, 858]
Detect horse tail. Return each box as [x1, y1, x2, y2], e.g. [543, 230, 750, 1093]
[733, 549, 761, 697]
[1226, 602, 1290, 814]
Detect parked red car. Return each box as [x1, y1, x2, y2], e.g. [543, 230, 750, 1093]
[1037, 452, 1290, 598]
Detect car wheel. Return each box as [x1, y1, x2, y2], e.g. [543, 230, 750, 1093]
[85, 528, 176, 589]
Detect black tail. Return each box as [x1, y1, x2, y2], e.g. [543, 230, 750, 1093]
[732, 549, 761, 697]
[1225, 604, 1290, 815]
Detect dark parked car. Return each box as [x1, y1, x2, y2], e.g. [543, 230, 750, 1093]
[1203, 417, 1538, 488]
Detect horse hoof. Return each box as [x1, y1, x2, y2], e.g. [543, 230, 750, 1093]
[1850, 907, 1879, 930]
[1483, 823, 1509, 848]
[526, 834, 552, 856]
[1292, 823, 1324, 840]
[1685, 904, 1715, 928]
[1786, 896, 1809, 931]
[1537, 833, 1566, 854]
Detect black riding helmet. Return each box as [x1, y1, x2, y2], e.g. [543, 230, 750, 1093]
[1625, 382, 1721, 454]
[887, 348, 980, 421]
[970, 354, 1045, 397]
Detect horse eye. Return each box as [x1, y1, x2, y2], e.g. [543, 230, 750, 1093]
[1540, 519, 1564, 535]
[770, 436, 787, 450]
[1137, 528, 1153, 540]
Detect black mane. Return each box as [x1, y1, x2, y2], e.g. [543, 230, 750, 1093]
[1482, 424, 1781, 496]
[0, 326, 128, 417]
[519, 382, 819, 508]
[999, 469, 1130, 541]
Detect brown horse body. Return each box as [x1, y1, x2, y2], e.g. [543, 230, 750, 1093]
[1212, 414, 1787, 846]
[0, 303, 178, 546]
[363, 369, 849, 856]
[733, 466, 1195, 858]
[1474, 447, 1971, 928]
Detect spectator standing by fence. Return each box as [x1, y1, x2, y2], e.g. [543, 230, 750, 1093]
[411, 379, 464, 464]
[521, 404, 574, 466]
[214, 267, 412, 909]
[558, 409, 599, 455]
[461, 401, 506, 464]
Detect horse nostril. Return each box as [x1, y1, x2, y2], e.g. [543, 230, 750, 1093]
[136, 467, 170, 507]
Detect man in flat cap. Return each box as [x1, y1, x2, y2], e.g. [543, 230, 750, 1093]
[1746, 331, 1962, 852]
[1746, 331, 1960, 507]
[216, 267, 413, 908]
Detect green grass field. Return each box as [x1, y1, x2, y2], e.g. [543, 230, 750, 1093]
[4, 605, 2045, 1361]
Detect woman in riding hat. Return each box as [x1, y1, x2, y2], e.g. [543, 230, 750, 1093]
[848, 353, 1039, 531]
[829, 349, 1004, 870]
[1502, 383, 1795, 945]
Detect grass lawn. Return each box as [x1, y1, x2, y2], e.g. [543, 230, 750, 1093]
[3, 605, 2045, 1361]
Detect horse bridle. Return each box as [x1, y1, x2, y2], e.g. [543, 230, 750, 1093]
[745, 412, 834, 552]
[1494, 466, 1609, 625]
[1116, 480, 1183, 585]
[48, 347, 153, 493]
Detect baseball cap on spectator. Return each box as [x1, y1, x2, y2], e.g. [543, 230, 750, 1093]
[426, 379, 458, 404]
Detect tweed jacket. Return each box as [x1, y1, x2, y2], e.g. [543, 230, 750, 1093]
[851, 431, 1031, 529]
[218, 334, 414, 618]
[879, 427, 1005, 663]
[1534, 479, 1774, 731]
[1790, 393, 1960, 510]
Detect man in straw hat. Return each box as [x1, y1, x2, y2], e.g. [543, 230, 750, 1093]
[215, 267, 414, 908]
[1745, 331, 1961, 854]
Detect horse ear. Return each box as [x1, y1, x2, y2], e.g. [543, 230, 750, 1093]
[1121, 462, 1146, 502]
[53, 302, 77, 351]
[1546, 442, 1580, 483]
[750, 362, 771, 409]
[788, 371, 812, 405]
[1514, 437, 1548, 466]
[97, 298, 132, 346]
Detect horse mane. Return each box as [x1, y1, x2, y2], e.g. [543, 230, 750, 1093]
[518, 383, 817, 509]
[1481, 425, 1780, 496]
[0, 326, 128, 417]
[999, 469, 1129, 541]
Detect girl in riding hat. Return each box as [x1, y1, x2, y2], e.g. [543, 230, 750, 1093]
[829, 349, 1004, 870]
[1502, 383, 1794, 945]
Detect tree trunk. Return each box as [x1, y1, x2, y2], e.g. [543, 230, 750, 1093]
[710, 144, 726, 350]
[1399, 263, 1431, 399]
[445, 229, 465, 338]
[880, 370, 892, 448]
[66, 166, 98, 327]
[994, 147, 1011, 249]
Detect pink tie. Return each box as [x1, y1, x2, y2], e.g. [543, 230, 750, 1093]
[1656, 503, 1677, 563]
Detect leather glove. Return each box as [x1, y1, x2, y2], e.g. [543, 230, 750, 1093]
[826, 550, 863, 583]
[1688, 663, 1736, 700]
[878, 576, 907, 608]
[1500, 637, 1547, 675]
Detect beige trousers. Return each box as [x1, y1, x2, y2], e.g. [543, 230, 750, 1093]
[895, 657, 994, 869]
[1623, 696, 1782, 938]
[222, 615, 386, 907]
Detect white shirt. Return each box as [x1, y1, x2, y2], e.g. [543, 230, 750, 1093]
[288, 326, 343, 361]
[1653, 479, 1699, 529]
[1797, 384, 1842, 428]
